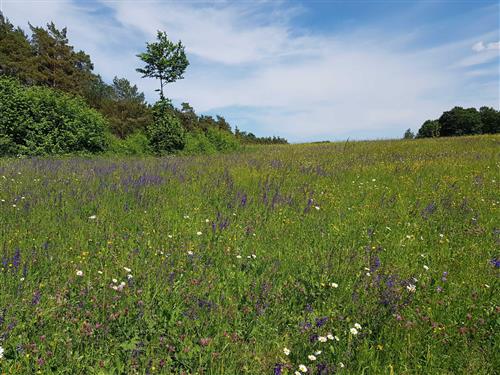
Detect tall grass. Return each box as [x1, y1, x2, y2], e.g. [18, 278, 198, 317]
[0, 135, 498, 374]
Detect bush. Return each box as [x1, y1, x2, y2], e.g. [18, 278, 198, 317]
[106, 132, 151, 156]
[147, 99, 186, 155]
[205, 127, 240, 152]
[0, 77, 108, 156]
[416, 120, 440, 138]
[182, 131, 217, 155]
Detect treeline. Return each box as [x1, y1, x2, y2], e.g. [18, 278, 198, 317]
[404, 106, 499, 139]
[0, 14, 287, 156]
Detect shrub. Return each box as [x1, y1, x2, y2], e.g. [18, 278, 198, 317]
[205, 127, 240, 152]
[183, 131, 217, 155]
[0, 77, 108, 156]
[106, 132, 151, 156]
[416, 120, 440, 138]
[147, 99, 186, 155]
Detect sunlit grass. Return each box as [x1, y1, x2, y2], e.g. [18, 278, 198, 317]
[0, 135, 498, 374]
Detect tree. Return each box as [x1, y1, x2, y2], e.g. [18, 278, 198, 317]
[136, 31, 189, 100]
[0, 13, 34, 83]
[479, 106, 500, 134]
[403, 128, 414, 139]
[438, 107, 482, 136]
[416, 120, 440, 138]
[100, 77, 151, 138]
[29, 22, 95, 96]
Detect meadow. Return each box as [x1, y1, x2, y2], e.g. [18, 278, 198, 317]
[0, 135, 498, 374]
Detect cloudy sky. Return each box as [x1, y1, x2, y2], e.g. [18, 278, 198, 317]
[2, 0, 499, 142]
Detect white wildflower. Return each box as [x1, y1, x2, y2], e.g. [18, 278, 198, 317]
[196, 231, 202, 236]
[283, 347, 290, 356]
[308, 354, 316, 361]
[406, 284, 416, 293]
[315, 350, 322, 355]
[350, 327, 358, 335]
[88, 215, 97, 220]
[327, 334, 334, 340]
[354, 323, 362, 330]
[124, 267, 132, 273]
[330, 282, 338, 288]
[0, 346, 4, 359]
[299, 364, 308, 373]
[339, 362, 345, 368]
[187, 251, 194, 256]
[318, 336, 327, 343]
[76, 270, 83, 277]
[423, 265, 429, 271]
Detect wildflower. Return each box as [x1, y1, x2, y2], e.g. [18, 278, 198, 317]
[299, 364, 308, 372]
[124, 267, 132, 273]
[0, 346, 3, 359]
[98, 271, 103, 275]
[168, 235, 173, 238]
[339, 362, 345, 368]
[295, 372, 301, 375]
[127, 274, 133, 280]
[490, 257, 500, 268]
[76, 270, 83, 277]
[331, 282, 338, 288]
[236, 255, 242, 259]
[283, 347, 290, 356]
[354, 323, 362, 330]
[327, 334, 334, 341]
[187, 251, 194, 256]
[89, 215, 97, 220]
[314, 206, 320, 210]
[315, 350, 322, 355]
[318, 336, 327, 343]
[406, 284, 416, 293]
[112, 278, 118, 283]
[350, 328, 358, 335]
[196, 231, 202, 236]
[251, 254, 257, 259]
[423, 265, 429, 271]
[184, 215, 190, 219]
[20, 277, 25, 281]
[335, 335, 340, 341]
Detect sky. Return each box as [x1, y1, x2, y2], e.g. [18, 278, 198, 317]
[1, 0, 499, 142]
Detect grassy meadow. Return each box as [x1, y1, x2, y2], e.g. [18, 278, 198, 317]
[0, 135, 499, 374]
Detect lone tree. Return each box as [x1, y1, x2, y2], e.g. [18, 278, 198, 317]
[136, 31, 189, 100]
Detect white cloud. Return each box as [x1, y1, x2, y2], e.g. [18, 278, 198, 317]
[2, 0, 499, 142]
[472, 41, 500, 52]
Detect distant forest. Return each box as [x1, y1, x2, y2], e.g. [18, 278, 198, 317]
[0, 13, 287, 156]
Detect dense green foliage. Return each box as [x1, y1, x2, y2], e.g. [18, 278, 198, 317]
[416, 106, 499, 138]
[0, 136, 498, 373]
[0, 77, 108, 155]
[147, 100, 186, 155]
[0, 13, 287, 155]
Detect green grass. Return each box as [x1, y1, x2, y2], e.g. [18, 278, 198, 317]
[0, 135, 499, 374]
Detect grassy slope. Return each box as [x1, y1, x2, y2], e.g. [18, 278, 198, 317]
[0, 135, 499, 374]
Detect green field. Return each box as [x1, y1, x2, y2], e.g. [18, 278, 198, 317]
[0, 136, 499, 374]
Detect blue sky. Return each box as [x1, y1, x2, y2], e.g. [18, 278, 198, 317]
[2, 0, 499, 142]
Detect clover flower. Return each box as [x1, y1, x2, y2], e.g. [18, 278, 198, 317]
[350, 327, 358, 335]
[298, 364, 308, 372]
[283, 347, 290, 356]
